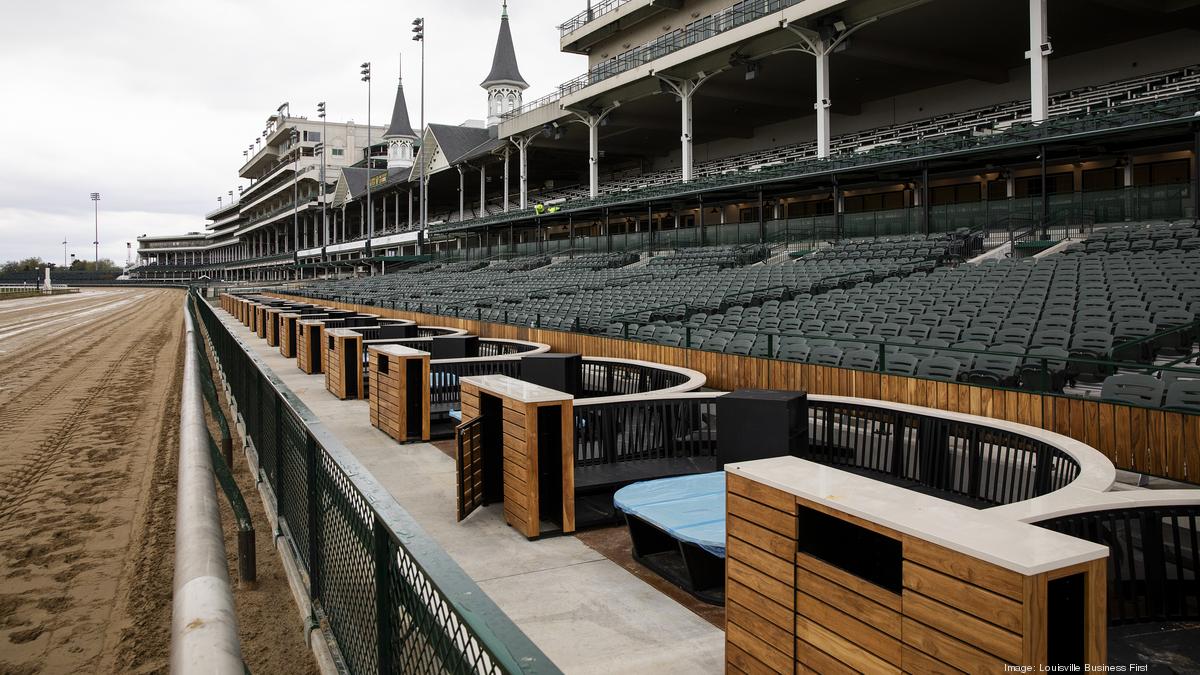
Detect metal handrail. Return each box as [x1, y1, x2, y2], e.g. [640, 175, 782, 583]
[170, 297, 243, 673]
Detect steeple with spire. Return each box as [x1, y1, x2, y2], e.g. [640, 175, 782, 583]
[384, 56, 417, 170]
[481, 1, 529, 127]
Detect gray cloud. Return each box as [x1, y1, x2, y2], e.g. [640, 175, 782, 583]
[0, 0, 586, 263]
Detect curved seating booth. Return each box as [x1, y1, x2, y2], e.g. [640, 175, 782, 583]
[323, 323, 461, 400]
[449, 359, 709, 538]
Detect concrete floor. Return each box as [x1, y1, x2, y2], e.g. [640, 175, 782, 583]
[216, 309, 726, 674]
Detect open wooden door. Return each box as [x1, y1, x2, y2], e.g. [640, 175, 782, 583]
[455, 417, 485, 521]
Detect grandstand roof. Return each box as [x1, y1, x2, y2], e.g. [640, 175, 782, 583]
[481, 2, 528, 90]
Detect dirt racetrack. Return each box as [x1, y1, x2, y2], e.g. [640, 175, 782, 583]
[0, 288, 184, 674]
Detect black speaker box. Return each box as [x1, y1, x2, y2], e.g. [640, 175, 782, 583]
[520, 353, 581, 396]
[378, 324, 417, 339]
[716, 389, 807, 465]
[430, 335, 479, 359]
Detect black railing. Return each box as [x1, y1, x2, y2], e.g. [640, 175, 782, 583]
[430, 360, 522, 409]
[1036, 505, 1200, 625]
[572, 395, 1082, 507]
[478, 340, 543, 357]
[193, 292, 559, 675]
[580, 359, 690, 397]
[806, 398, 1080, 506]
[574, 397, 719, 467]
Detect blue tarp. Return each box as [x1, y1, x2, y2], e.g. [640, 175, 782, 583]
[613, 472, 727, 558]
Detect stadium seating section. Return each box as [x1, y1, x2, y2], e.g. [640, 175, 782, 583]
[302, 220, 1200, 411]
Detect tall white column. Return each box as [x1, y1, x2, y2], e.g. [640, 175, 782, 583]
[1028, 0, 1050, 123]
[815, 48, 831, 159]
[680, 83, 694, 182]
[480, 163, 487, 216]
[504, 148, 511, 212]
[457, 165, 466, 222]
[589, 118, 601, 197]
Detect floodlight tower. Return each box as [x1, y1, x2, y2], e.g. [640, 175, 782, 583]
[412, 17, 426, 233]
[90, 193, 100, 268]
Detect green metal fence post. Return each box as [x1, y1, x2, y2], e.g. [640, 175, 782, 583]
[373, 517, 395, 673]
[306, 433, 321, 600]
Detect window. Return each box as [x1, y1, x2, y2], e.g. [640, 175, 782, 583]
[332, 148, 345, 157]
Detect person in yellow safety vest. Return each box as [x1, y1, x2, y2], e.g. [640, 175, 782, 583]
[534, 203, 546, 214]
[547, 205, 560, 213]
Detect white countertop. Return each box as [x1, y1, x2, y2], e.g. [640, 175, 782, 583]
[368, 344, 430, 358]
[460, 375, 574, 403]
[727, 456, 1108, 576]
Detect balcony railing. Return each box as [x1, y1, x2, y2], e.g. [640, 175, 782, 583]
[510, 0, 802, 120]
[558, 0, 633, 37]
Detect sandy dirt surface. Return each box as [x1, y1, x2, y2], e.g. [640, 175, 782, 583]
[0, 289, 184, 674]
[0, 289, 320, 674]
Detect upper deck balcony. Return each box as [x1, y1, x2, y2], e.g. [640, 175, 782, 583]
[504, 0, 817, 137]
[558, 0, 683, 55]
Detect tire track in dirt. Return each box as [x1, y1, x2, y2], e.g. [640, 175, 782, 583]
[0, 295, 174, 524]
[0, 293, 168, 431]
[0, 292, 148, 374]
[0, 289, 184, 674]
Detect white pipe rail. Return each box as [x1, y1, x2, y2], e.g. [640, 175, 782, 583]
[170, 300, 243, 673]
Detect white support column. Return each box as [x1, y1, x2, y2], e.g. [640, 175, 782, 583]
[480, 163, 487, 216]
[681, 84, 694, 183]
[511, 136, 531, 211]
[589, 120, 600, 197]
[457, 165, 466, 223]
[504, 147, 511, 212]
[783, 19, 874, 160]
[1028, 0, 1051, 123]
[659, 76, 714, 183]
[815, 49, 831, 159]
[407, 189, 413, 229]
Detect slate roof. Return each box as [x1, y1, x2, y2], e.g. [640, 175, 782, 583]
[480, 4, 528, 89]
[384, 80, 416, 138]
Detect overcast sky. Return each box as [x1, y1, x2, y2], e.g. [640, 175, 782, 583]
[0, 0, 586, 265]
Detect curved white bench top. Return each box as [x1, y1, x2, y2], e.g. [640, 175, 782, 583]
[460, 374, 574, 404]
[370, 344, 429, 358]
[728, 456, 1108, 576]
[574, 357, 707, 406]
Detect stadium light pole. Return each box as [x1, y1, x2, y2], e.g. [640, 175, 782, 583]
[361, 62, 373, 244]
[317, 101, 328, 248]
[90, 193, 100, 269]
[63, 236, 68, 267]
[412, 18, 426, 233]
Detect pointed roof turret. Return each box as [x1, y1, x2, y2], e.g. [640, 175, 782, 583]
[480, 1, 528, 90]
[384, 64, 416, 139]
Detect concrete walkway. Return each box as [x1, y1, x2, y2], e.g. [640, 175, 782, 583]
[216, 309, 725, 674]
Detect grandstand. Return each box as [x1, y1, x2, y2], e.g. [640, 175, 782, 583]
[146, 2, 1200, 672]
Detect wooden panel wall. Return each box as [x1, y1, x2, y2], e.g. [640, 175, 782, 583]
[279, 316, 296, 358]
[265, 310, 280, 347]
[368, 350, 430, 442]
[270, 293, 1200, 483]
[726, 473, 798, 675]
[296, 324, 322, 374]
[324, 332, 361, 400]
[459, 381, 574, 539]
[727, 474, 1107, 673]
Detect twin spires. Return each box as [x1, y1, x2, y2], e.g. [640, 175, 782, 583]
[384, 58, 416, 141]
[482, 0, 528, 126]
[384, 58, 417, 170]
[481, 0, 528, 89]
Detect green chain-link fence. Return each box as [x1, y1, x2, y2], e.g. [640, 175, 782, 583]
[190, 290, 559, 675]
